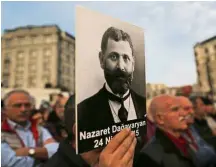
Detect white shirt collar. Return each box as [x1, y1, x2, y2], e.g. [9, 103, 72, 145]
[105, 82, 130, 98]
[7, 118, 31, 131]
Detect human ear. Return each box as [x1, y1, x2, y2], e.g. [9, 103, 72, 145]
[99, 51, 105, 69]
[155, 113, 164, 125]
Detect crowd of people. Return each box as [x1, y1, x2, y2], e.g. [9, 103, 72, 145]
[1, 89, 216, 167]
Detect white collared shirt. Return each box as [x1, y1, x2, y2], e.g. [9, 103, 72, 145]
[1, 119, 59, 167]
[105, 83, 137, 123]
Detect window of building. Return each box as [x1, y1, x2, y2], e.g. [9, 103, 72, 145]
[3, 66, 10, 74]
[16, 65, 24, 72]
[5, 38, 12, 47]
[70, 44, 74, 51]
[17, 36, 25, 45]
[43, 62, 49, 70]
[4, 54, 11, 67]
[44, 48, 51, 57]
[44, 34, 52, 43]
[205, 48, 209, 54]
[4, 58, 10, 65]
[66, 54, 70, 62]
[44, 56, 51, 63]
[28, 76, 36, 87]
[61, 79, 65, 85]
[64, 41, 68, 48]
[42, 75, 50, 83]
[15, 77, 23, 87]
[199, 80, 202, 87]
[32, 35, 39, 44]
[14, 83, 22, 88]
[29, 50, 37, 59]
[3, 78, 9, 88]
[17, 51, 24, 60]
[29, 64, 36, 71]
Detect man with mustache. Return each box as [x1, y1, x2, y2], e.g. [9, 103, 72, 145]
[78, 27, 145, 130]
[136, 95, 216, 167]
[177, 96, 195, 125]
[44, 95, 137, 167]
[1, 90, 59, 167]
[190, 96, 216, 150]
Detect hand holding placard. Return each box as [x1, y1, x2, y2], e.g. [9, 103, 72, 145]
[98, 128, 137, 167]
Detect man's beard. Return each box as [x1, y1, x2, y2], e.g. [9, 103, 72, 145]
[104, 68, 133, 96]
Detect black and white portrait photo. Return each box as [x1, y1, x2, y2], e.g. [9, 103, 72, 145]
[76, 6, 146, 153]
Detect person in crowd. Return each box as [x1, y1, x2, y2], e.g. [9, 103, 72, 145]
[45, 95, 69, 142]
[145, 99, 156, 142]
[177, 96, 216, 161]
[1, 90, 59, 167]
[136, 95, 216, 167]
[44, 95, 137, 167]
[1, 99, 6, 123]
[190, 96, 216, 149]
[39, 100, 52, 123]
[31, 109, 45, 126]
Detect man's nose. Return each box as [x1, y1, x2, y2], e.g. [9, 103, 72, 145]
[117, 56, 125, 71]
[20, 105, 29, 112]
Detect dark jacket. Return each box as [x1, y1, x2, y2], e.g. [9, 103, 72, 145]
[78, 85, 146, 153]
[43, 140, 89, 167]
[136, 127, 216, 167]
[78, 85, 146, 130]
[193, 118, 216, 150]
[136, 129, 196, 167]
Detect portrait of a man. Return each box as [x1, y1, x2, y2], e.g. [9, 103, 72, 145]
[78, 27, 146, 130]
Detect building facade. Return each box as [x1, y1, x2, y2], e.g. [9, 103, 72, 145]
[146, 83, 192, 100]
[194, 36, 216, 101]
[1, 25, 75, 93]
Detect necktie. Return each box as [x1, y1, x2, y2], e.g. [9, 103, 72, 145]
[106, 90, 130, 122]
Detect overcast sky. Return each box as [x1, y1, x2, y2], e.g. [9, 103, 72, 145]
[2, 1, 216, 86]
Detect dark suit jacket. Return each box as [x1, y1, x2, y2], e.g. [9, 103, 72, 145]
[135, 129, 196, 167]
[78, 85, 146, 131]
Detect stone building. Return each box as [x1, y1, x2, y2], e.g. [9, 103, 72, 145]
[1, 25, 75, 93]
[194, 36, 216, 101]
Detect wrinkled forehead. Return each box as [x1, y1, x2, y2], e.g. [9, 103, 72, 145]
[163, 97, 180, 109]
[7, 93, 31, 104]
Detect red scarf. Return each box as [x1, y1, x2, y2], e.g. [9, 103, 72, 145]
[2, 118, 39, 146]
[165, 130, 198, 157]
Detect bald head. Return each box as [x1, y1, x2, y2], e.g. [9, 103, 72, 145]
[149, 95, 176, 120]
[150, 95, 189, 135]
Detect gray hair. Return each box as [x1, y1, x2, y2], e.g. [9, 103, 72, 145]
[3, 89, 33, 107]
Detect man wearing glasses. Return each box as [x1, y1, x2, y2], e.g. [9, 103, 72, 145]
[1, 90, 59, 167]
